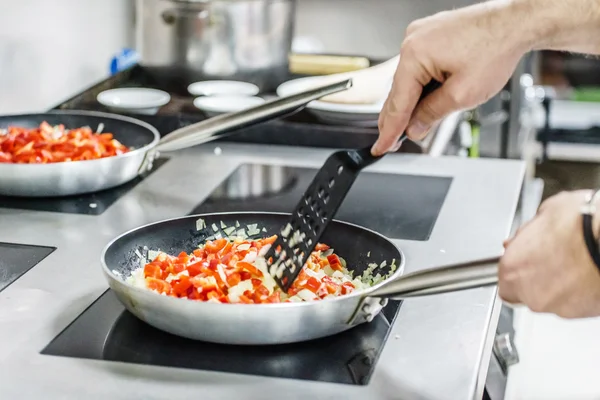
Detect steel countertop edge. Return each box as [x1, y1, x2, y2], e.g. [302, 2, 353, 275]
[0, 143, 525, 400]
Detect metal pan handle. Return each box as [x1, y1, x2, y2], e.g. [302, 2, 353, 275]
[152, 79, 353, 153]
[367, 256, 501, 299]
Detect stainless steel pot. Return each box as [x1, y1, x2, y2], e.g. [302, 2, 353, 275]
[135, 0, 296, 93]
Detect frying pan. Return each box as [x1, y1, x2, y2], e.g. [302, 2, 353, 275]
[0, 79, 352, 197]
[101, 212, 501, 345]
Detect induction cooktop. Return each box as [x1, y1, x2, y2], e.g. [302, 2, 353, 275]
[42, 290, 400, 385]
[41, 162, 453, 385]
[192, 163, 453, 241]
[0, 158, 169, 216]
[0, 242, 55, 293]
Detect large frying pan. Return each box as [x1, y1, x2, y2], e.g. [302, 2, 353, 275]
[0, 80, 351, 197]
[101, 212, 500, 345]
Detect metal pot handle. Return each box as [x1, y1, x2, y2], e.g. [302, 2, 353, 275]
[155, 79, 352, 153]
[137, 79, 353, 173]
[368, 255, 501, 299]
[347, 255, 501, 325]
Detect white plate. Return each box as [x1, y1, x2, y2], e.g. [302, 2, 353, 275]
[193, 95, 266, 117]
[187, 80, 260, 97]
[276, 76, 389, 127]
[97, 88, 170, 115]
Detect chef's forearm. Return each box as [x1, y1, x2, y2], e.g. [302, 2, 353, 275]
[510, 0, 600, 54]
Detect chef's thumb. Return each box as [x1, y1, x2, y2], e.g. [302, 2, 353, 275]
[406, 79, 462, 140]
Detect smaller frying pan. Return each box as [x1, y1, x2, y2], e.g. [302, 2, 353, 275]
[101, 212, 500, 345]
[0, 79, 352, 197]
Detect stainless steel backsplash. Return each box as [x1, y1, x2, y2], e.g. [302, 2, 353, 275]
[0, 0, 474, 114]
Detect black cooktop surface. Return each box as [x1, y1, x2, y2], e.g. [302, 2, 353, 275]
[42, 290, 400, 385]
[192, 164, 453, 241]
[0, 158, 169, 216]
[0, 242, 55, 293]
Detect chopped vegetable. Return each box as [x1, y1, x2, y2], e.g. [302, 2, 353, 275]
[195, 218, 206, 231]
[0, 121, 130, 163]
[126, 235, 378, 304]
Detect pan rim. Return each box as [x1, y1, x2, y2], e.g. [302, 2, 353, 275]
[0, 109, 160, 166]
[101, 211, 406, 309]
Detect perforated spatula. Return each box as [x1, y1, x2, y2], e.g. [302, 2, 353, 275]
[264, 80, 442, 291]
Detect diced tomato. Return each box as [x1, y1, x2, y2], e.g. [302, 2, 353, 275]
[143, 263, 162, 279]
[0, 152, 12, 163]
[322, 276, 340, 294]
[252, 285, 270, 303]
[188, 289, 204, 301]
[259, 235, 277, 246]
[238, 294, 253, 304]
[227, 272, 242, 287]
[219, 295, 230, 303]
[205, 238, 227, 253]
[192, 248, 204, 258]
[326, 254, 343, 271]
[315, 243, 330, 251]
[236, 261, 263, 277]
[304, 277, 321, 293]
[220, 252, 233, 265]
[251, 278, 262, 288]
[186, 261, 204, 277]
[208, 258, 219, 270]
[146, 277, 171, 294]
[177, 251, 190, 264]
[206, 291, 221, 301]
[220, 242, 233, 255]
[170, 263, 185, 274]
[239, 271, 252, 281]
[0, 122, 130, 164]
[341, 282, 355, 295]
[190, 276, 217, 292]
[172, 275, 193, 297]
[265, 292, 281, 303]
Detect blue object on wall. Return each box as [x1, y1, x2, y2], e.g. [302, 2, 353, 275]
[109, 49, 140, 75]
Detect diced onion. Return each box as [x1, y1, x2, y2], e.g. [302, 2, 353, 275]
[243, 251, 258, 263]
[237, 243, 251, 251]
[297, 289, 318, 301]
[148, 250, 161, 261]
[228, 280, 253, 302]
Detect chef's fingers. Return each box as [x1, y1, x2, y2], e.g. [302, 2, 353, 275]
[373, 60, 430, 156]
[405, 75, 465, 141]
[497, 256, 522, 305]
[503, 216, 537, 248]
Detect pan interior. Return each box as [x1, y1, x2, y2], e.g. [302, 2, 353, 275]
[104, 212, 402, 284]
[0, 112, 157, 150]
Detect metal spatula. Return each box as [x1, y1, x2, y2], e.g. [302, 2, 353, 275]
[264, 80, 442, 291]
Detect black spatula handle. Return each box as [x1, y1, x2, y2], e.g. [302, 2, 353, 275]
[356, 79, 443, 166]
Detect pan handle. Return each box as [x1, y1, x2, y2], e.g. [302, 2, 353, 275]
[152, 79, 353, 153]
[367, 256, 501, 299]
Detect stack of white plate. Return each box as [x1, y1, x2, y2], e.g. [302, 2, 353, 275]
[187, 80, 265, 117]
[97, 88, 171, 115]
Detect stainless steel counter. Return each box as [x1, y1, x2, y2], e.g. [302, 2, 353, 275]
[0, 144, 525, 400]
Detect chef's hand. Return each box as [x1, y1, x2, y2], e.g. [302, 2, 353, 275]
[372, 1, 529, 155]
[499, 190, 600, 318]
